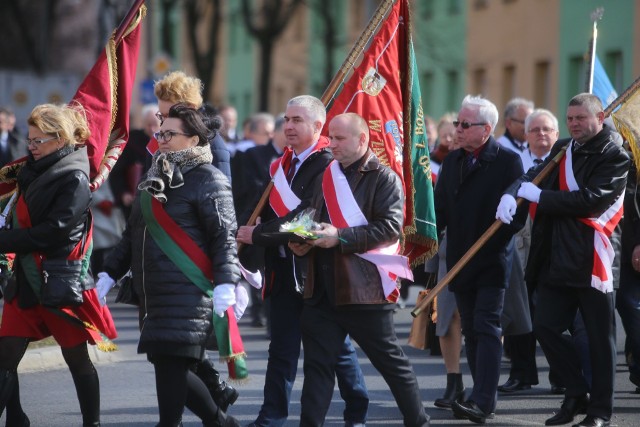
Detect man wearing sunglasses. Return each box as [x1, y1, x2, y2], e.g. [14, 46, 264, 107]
[434, 95, 527, 424]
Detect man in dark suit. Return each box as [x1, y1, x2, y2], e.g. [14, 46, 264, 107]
[436, 95, 526, 424]
[0, 107, 27, 167]
[236, 115, 286, 328]
[236, 95, 368, 427]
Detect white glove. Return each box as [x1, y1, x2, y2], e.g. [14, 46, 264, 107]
[233, 285, 249, 320]
[517, 182, 542, 203]
[496, 194, 517, 224]
[96, 272, 116, 306]
[213, 284, 237, 317]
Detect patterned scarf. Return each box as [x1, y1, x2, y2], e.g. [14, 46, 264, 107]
[138, 145, 213, 203]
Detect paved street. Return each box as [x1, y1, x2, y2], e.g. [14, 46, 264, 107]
[2, 286, 639, 426]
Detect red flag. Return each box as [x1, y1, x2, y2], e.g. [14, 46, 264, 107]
[324, 0, 438, 266]
[72, 4, 146, 191]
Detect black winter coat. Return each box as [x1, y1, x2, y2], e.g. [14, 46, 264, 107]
[435, 137, 526, 292]
[505, 126, 629, 288]
[104, 163, 240, 359]
[0, 146, 92, 307]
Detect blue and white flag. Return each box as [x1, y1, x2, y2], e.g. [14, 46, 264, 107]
[593, 55, 618, 108]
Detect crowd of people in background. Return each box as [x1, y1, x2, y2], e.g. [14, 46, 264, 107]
[0, 69, 639, 427]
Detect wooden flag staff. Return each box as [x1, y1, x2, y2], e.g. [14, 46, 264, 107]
[412, 71, 640, 318]
[411, 146, 569, 318]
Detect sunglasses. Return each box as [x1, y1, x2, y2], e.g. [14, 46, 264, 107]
[453, 120, 486, 130]
[154, 130, 191, 142]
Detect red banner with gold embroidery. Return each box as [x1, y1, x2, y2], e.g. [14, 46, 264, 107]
[323, 0, 437, 266]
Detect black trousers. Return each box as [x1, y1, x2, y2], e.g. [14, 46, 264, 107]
[505, 332, 539, 384]
[300, 303, 429, 427]
[534, 283, 616, 420]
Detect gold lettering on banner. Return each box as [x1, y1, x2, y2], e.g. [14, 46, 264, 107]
[414, 99, 426, 148]
[418, 155, 431, 177]
[370, 140, 390, 166]
[369, 120, 382, 133]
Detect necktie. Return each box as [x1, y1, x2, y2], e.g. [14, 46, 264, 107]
[533, 158, 543, 165]
[286, 157, 299, 184]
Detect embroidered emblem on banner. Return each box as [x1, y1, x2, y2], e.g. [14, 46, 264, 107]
[362, 68, 386, 96]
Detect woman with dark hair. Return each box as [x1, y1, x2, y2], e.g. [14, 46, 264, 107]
[97, 104, 244, 426]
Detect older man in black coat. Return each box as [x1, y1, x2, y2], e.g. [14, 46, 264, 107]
[435, 95, 526, 424]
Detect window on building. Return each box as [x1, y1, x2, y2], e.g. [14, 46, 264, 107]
[448, 0, 461, 15]
[534, 60, 550, 108]
[502, 64, 515, 107]
[446, 70, 459, 112]
[423, 0, 435, 20]
[568, 55, 586, 100]
[421, 71, 435, 115]
[605, 50, 623, 92]
[473, 68, 486, 96]
[229, 13, 238, 54]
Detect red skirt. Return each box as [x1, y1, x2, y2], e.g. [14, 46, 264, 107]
[0, 288, 117, 348]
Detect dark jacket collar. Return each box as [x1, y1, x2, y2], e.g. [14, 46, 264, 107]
[456, 136, 500, 163]
[572, 124, 616, 155]
[341, 149, 380, 174]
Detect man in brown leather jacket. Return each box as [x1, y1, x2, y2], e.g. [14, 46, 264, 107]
[290, 113, 430, 427]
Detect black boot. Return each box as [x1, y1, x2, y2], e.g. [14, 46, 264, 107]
[0, 369, 17, 416]
[71, 373, 101, 427]
[5, 373, 30, 427]
[204, 408, 241, 427]
[195, 359, 239, 412]
[434, 373, 465, 409]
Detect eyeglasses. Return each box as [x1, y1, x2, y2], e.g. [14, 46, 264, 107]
[25, 135, 58, 146]
[510, 118, 526, 124]
[154, 130, 191, 142]
[155, 111, 165, 124]
[453, 120, 486, 130]
[528, 127, 555, 134]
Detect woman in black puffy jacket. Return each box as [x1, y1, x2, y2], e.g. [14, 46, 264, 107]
[100, 104, 242, 427]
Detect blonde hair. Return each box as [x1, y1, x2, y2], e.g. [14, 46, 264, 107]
[27, 103, 91, 146]
[154, 71, 203, 108]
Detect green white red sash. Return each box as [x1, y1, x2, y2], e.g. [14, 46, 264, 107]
[321, 160, 412, 302]
[559, 142, 624, 293]
[140, 191, 247, 380]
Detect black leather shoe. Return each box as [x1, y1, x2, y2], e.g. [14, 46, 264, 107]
[545, 395, 589, 426]
[498, 378, 531, 393]
[550, 383, 567, 395]
[452, 400, 487, 424]
[571, 415, 610, 427]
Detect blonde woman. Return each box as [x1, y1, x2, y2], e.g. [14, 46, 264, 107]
[0, 103, 117, 426]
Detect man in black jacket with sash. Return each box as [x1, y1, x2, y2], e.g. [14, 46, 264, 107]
[236, 95, 368, 427]
[497, 93, 629, 427]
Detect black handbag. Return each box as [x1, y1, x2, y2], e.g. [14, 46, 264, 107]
[115, 271, 139, 306]
[41, 259, 84, 307]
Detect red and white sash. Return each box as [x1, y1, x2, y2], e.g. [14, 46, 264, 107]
[322, 160, 413, 302]
[559, 142, 624, 293]
[269, 148, 301, 217]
